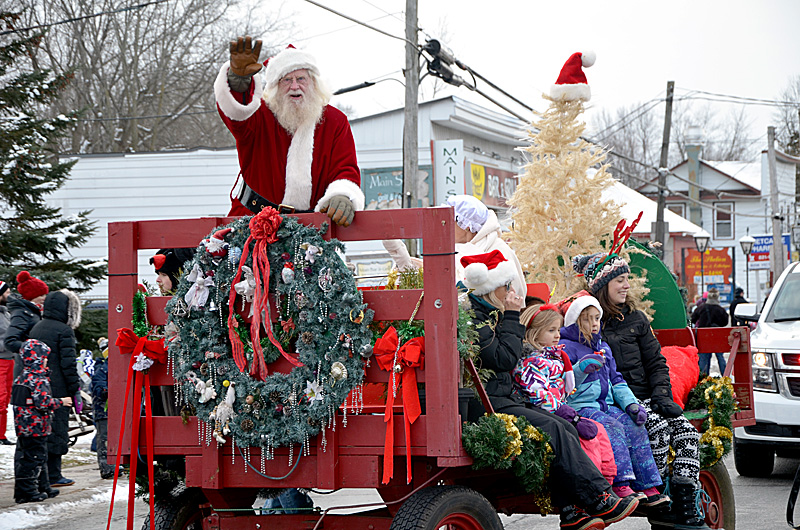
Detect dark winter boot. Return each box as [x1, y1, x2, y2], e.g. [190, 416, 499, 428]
[15, 474, 47, 504]
[649, 476, 711, 529]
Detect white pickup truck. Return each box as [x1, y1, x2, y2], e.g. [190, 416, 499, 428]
[733, 261, 800, 477]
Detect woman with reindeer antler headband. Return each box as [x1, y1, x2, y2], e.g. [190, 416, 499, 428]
[573, 212, 711, 530]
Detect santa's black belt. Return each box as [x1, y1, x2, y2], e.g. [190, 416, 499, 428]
[238, 182, 312, 215]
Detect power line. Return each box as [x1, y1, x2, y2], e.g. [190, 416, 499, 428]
[0, 0, 169, 36]
[301, 0, 417, 47]
[592, 97, 664, 143]
[676, 87, 800, 108]
[289, 12, 404, 44]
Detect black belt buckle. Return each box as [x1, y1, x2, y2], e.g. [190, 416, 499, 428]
[277, 204, 296, 214]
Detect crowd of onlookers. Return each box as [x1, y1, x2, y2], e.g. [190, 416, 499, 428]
[1, 272, 110, 504]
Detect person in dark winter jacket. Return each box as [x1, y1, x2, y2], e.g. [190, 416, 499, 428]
[12, 339, 72, 503]
[90, 337, 114, 478]
[575, 251, 711, 530]
[729, 287, 748, 326]
[4, 271, 49, 380]
[0, 280, 16, 445]
[692, 288, 729, 376]
[461, 250, 638, 530]
[29, 289, 82, 488]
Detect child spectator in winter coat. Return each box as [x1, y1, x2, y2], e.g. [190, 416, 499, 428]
[461, 250, 637, 530]
[29, 289, 82, 488]
[12, 339, 72, 503]
[559, 292, 668, 508]
[91, 337, 114, 479]
[513, 302, 617, 486]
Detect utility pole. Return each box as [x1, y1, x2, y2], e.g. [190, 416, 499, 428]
[768, 126, 787, 282]
[402, 0, 419, 255]
[654, 81, 674, 250]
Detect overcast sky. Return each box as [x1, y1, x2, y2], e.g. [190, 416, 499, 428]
[267, 0, 800, 151]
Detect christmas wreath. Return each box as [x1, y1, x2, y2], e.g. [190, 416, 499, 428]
[165, 209, 373, 455]
[684, 375, 738, 469]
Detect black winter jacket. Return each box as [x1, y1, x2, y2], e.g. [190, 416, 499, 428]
[694, 302, 729, 328]
[4, 294, 41, 356]
[470, 295, 526, 411]
[601, 306, 673, 403]
[29, 291, 81, 398]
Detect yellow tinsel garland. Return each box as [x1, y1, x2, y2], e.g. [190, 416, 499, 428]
[497, 413, 523, 459]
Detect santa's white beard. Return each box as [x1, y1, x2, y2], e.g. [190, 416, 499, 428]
[267, 89, 325, 134]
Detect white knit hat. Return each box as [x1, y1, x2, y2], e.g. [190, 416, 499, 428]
[264, 45, 320, 88]
[562, 292, 603, 328]
[460, 250, 518, 296]
[446, 195, 489, 233]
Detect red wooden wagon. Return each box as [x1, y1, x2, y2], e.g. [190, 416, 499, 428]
[107, 207, 754, 530]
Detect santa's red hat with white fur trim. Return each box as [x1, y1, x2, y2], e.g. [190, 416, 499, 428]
[550, 51, 596, 102]
[264, 45, 320, 88]
[460, 250, 518, 296]
[558, 290, 603, 328]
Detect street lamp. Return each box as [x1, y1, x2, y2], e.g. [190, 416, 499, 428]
[694, 229, 712, 296]
[739, 234, 756, 299]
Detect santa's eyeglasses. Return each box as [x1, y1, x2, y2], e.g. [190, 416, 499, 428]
[279, 75, 309, 87]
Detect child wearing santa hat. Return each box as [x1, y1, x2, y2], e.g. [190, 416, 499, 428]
[513, 301, 617, 487]
[558, 291, 668, 509]
[461, 250, 637, 530]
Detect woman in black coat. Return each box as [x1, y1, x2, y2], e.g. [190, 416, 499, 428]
[29, 289, 82, 488]
[461, 250, 637, 529]
[574, 251, 710, 529]
[5, 271, 50, 379]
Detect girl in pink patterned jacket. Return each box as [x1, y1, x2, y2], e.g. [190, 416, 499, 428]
[513, 303, 617, 485]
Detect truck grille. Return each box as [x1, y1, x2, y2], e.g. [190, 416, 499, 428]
[788, 377, 800, 397]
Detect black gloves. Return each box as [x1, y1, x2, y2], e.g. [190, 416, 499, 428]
[650, 395, 683, 418]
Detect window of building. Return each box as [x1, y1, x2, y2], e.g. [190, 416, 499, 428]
[714, 202, 734, 239]
[667, 203, 685, 218]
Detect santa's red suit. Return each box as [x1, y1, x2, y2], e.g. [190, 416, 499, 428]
[214, 51, 364, 217]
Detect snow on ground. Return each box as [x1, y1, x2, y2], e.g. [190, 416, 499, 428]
[0, 485, 128, 530]
[1, 405, 96, 480]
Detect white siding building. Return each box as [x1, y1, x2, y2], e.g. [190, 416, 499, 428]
[637, 149, 800, 306]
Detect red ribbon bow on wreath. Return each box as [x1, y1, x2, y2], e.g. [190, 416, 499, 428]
[228, 207, 303, 381]
[373, 326, 425, 484]
[106, 328, 167, 530]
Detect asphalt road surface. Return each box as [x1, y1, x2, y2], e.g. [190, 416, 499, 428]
[2, 447, 797, 530]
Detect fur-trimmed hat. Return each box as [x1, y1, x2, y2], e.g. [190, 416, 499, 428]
[460, 250, 518, 296]
[264, 45, 320, 88]
[16, 271, 49, 301]
[551, 51, 595, 101]
[573, 252, 630, 295]
[560, 291, 603, 328]
[446, 195, 489, 233]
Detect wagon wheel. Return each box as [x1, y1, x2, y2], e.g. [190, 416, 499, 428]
[390, 485, 503, 530]
[699, 461, 736, 530]
[141, 486, 206, 530]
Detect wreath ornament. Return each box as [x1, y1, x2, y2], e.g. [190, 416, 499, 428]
[167, 207, 373, 458]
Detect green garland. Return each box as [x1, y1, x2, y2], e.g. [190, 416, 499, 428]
[685, 376, 738, 469]
[462, 413, 553, 512]
[166, 213, 373, 451]
[132, 289, 149, 338]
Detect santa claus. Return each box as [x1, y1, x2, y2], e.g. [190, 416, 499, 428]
[214, 36, 364, 226]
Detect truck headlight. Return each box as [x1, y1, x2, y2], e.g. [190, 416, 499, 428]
[753, 351, 777, 392]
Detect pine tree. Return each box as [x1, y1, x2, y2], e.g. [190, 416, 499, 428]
[508, 96, 621, 301]
[0, 12, 104, 291]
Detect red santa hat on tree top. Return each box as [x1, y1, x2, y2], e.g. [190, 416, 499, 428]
[550, 51, 596, 102]
[264, 44, 321, 88]
[460, 250, 518, 296]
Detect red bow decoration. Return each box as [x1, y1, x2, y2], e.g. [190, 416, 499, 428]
[106, 328, 167, 530]
[373, 326, 425, 484]
[228, 208, 303, 380]
[528, 302, 560, 325]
